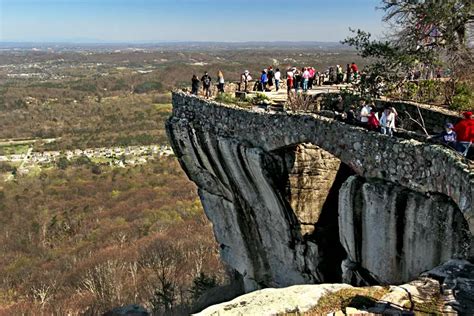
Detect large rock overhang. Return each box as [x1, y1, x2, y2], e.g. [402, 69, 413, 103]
[167, 92, 474, 235]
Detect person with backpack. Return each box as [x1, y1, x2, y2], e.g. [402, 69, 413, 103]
[191, 74, 200, 95]
[240, 70, 252, 92]
[201, 72, 212, 98]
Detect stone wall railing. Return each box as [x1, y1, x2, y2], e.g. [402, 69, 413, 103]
[169, 92, 474, 234]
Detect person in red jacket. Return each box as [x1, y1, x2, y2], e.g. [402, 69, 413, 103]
[453, 111, 474, 156]
[367, 109, 380, 131]
[350, 62, 359, 80]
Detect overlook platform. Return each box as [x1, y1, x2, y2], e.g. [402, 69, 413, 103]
[235, 84, 347, 103]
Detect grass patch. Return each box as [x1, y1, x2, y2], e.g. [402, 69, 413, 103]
[403, 291, 443, 315]
[304, 287, 390, 315]
[215, 93, 254, 109]
[154, 103, 172, 113]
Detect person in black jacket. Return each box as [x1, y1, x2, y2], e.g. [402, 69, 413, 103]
[191, 75, 200, 95]
[201, 72, 212, 98]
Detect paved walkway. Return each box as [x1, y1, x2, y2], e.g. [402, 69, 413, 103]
[240, 84, 350, 103]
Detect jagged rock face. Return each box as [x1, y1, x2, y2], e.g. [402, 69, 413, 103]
[339, 176, 471, 285]
[167, 93, 474, 293]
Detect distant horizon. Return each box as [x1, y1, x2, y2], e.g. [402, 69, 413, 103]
[0, 40, 347, 44]
[1, 0, 386, 43]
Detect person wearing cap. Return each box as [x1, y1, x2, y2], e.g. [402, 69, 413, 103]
[453, 111, 474, 156]
[240, 70, 252, 92]
[429, 123, 457, 148]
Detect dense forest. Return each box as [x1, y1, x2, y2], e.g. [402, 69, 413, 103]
[0, 157, 226, 314]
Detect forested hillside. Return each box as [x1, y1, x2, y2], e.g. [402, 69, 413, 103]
[0, 157, 225, 314]
[0, 47, 364, 315]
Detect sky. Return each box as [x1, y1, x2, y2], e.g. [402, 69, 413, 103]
[0, 0, 386, 43]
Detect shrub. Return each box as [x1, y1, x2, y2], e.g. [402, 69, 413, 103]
[214, 93, 236, 104]
[286, 94, 319, 112]
[134, 81, 163, 94]
[73, 155, 93, 167]
[402, 82, 419, 101]
[56, 156, 70, 170]
[418, 80, 442, 103]
[250, 93, 271, 105]
[450, 82, 473, 111]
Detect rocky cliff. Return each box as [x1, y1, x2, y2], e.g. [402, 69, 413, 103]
[166, 92, 474, 311]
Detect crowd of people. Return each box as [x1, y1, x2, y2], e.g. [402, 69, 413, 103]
[332, 97, 473, 157]
[333, 99, 399, 137]
[248, 62, 360, 94]
[190, 63, 360, 98]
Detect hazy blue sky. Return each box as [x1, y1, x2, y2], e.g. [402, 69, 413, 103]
[0, 0, 386, 42]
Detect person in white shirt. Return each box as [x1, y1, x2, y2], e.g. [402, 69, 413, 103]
[380, 108, 396, 136]
[240, 70, 252, 92]
[217, 71, 225, 93]
[359, 101, 371, 125]
[274, 68, 281, 92]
